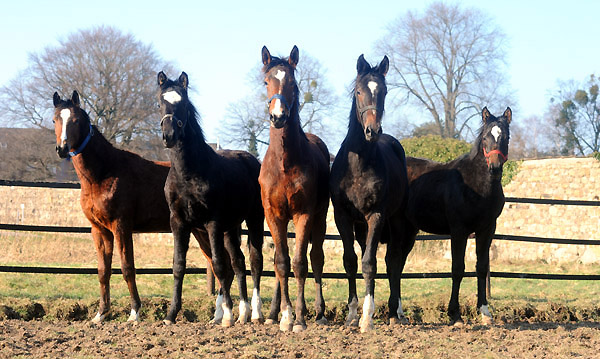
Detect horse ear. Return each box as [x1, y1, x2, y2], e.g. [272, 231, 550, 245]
[503, 107, 512, 123]
[288, 45, 299, 69]
[53, 92, 61, 108]
[262, 46, 272, 66]
[482, 107, 491, 123]
[357, 54, 370, 75]
[157, 71, 168, 87]
[71, 91, 80, 107]
[378, 55, 389, 77]
[178, 72, 188, 90]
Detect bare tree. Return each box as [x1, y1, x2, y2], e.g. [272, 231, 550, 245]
[222, 50, 338, 156]
[550, 75, 600, 156]
[0, 26, 174, 161]
[376, 2, 513, 139]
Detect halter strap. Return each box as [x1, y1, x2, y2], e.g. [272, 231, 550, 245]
[268, 93, 290, 110]
[483, 147, 507, 163]
[357, 104, 377, 118]
[69, 124, 94, 157]
[161, 114, 183, 128]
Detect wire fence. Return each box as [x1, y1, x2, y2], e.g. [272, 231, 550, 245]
[1, 180, 600, 281]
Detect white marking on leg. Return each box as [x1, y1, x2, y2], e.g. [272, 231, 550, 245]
[251, 288, 263, 321]
[280, 305, 293, 331]
[491, 125, 501, 142]
[480, 304, 492, 319]
[359, 294, 375, 332]
[222, 301, 233, 327]
[127, 308, 139, 322]
[237, 300, 251, 324]
[162, 90, 182, 105]
[60, 109, 71, 142]
[91, 311, 106, 324]
[368, 81, 378, 97]
[271, 98, 283, 118]
[212, 294, 224, 324]
[397, 299, 405, 318]
[275, 70, 286, 82]
[346, 298, 358, 326]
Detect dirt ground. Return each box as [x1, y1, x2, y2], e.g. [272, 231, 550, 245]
[1, 319, 599, 359]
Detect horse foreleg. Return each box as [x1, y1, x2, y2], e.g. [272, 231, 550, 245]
[266, 214, 293, 332]
[359, 213, 384, 333]
[334, 207, 358, 327]
[246, 214, 264, 323]
[164, 223, 191, 325]
[475, 224, 495, 325]
[207, 224, 236, 327]
[448, 233, 469, 326]
[92, 227, 113, 323]
[310, 208, 328, 325]
[291, 213, 311, 332]
[114, 227, 141, 322]
[223, 229, 250, 324]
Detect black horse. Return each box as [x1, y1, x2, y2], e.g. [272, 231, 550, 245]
[157, 71, 265, 326]
[405, 107, 512, 325]
[330, 55, 413, 332]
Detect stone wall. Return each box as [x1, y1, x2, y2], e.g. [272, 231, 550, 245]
[1, 157, 599, 263]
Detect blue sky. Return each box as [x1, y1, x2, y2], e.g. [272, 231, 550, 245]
[1, 0, 598, 147]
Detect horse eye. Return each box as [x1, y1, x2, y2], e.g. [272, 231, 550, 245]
[264, 81, 268, 86]
[357, 90, 361, 95]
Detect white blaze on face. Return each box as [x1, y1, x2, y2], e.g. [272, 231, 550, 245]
[275, 69, 286, 82]
[270, 70, 287, 118]
[368, 81, 378, 97]
[162, 90, 182, 105]
[491, 125, 502, 142]
[60, 109, 71, 142]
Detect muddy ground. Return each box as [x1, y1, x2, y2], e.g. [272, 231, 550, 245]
[1, 319, 599, 358]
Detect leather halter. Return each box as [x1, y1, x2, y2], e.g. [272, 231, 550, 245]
[68, 124, 94, 157]
[357, 104, 377, 119]
[483, 147, 507, 164]
[160, 114, 183, 128]
[268, 93, 291, 112]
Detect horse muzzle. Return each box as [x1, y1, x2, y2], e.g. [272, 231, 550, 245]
[270, 114, 287, 129]
[56, 144, 70, 159]
[364, 124, 382, 142]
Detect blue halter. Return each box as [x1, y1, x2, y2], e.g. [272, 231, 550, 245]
[268, 93, 290, 111]
[69, 124, 94, 157]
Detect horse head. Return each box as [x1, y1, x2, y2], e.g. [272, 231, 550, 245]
[481, 107, 511, 176]
[354, 54, 389, 142]
[157, 71, 190, 148]
[52, 91, 93, 158]
[261, 45, 299, 129]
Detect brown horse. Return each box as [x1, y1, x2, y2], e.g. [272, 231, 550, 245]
[259, 46, 330, 332]
[52, 91, 219, 323]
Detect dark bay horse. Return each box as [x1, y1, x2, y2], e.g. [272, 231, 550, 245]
[259, 46, 330, 332]
[405, 107, 512, 325]
[157, 71, 265, 327]
[330, 55, 412, 332]
[52, 91, 216, 323]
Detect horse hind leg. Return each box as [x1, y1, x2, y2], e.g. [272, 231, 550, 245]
[359, 215, 384, 333]
[334, 208, 359, 327]
[92, 227, 113, 323]
[246, 213, 265, 323]
[223, 229, 250, 325]
[291, 213, 312, 332]
[114, 228, 142, 323]
[310, 207, 328, 325]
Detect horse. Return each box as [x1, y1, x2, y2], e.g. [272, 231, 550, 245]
[52, 90, 216, 323]
[259, 46, 330, 332]
[157, 71, 265, 327]
[404, 107, 512, 325]
[329, 55, 413, 332]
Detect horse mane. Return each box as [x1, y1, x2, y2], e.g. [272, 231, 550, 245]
[184, 97, 206, 144]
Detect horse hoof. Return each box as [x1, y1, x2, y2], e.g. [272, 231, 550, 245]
[345, 318, 359, 327]
[279, 321, 293, 332]
[221, 319, 235, 328]
[389, 316, 409, 325]
[292, 324, 307, 333]
[163, 319, 174, 325]
[360, 322, 374, 333]
[265, 318, 277, 325]
[91, 312, 106, 324]
[481, 315, 493, 326]
[452, 319, 464, 328]
[252, 317, 265, 324]
[315, 317, 328, 325]
[127, 310, 140, 323]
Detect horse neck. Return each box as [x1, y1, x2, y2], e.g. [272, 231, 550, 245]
[268, 110, 305, 165]
[169, 122, 215, 178]
[70, 131, 116, 184]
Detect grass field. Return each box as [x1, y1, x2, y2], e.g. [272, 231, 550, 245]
[2, 230, 600, 324]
